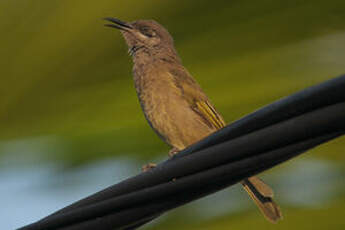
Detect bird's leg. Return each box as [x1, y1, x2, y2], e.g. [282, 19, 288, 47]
[169, 148, 179, 157]
[142, 163, 157, 172]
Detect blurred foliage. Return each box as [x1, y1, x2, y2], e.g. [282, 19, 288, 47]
[1, 0, 345, 229]
[153, 196, 345, 230]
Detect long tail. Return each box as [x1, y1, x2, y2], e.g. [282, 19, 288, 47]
[241, 177, 282, 223]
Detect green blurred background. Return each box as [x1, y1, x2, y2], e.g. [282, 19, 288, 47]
[1, 0, 345, 229]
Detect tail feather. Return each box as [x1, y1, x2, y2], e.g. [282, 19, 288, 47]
[241, 177, 282, 223]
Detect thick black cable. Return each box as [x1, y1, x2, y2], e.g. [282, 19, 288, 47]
[40, 76, 345, 216]
[18, 75, 345, 230]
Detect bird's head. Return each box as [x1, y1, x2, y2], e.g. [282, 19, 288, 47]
[104, 18, 177, 57]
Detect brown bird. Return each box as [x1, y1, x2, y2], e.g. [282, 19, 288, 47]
[105, 18, 282, 223]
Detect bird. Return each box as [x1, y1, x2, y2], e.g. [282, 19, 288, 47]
[104, 17, 282, 223]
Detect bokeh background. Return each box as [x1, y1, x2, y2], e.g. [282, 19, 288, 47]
[1, 0, 345, 229]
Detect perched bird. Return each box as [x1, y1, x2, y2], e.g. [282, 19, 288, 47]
[105, 18, 282, 223]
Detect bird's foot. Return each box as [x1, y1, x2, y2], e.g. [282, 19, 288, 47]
[142, 163, 157, 172]
[168, 148, 179, 157]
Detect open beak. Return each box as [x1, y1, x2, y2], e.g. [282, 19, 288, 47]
[104, 17, 133, 31]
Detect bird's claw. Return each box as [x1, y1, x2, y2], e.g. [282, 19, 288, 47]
[168, 148, 179, 157]
[142, 163, 157, 172]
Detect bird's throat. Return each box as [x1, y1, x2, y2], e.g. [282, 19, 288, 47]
[128, 45, 144, 56]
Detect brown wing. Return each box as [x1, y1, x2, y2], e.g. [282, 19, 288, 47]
[169, 67, 226, 130]
[169, 66, 282, 223]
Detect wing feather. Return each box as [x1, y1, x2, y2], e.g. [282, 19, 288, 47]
[169, 67, 226, 130]
[195, 101, 226, 130]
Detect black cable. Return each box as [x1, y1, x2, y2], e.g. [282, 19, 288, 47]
[19, 75, 345, 230]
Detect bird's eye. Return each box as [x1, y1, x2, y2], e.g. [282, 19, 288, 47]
[140, 27, 155, 37]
